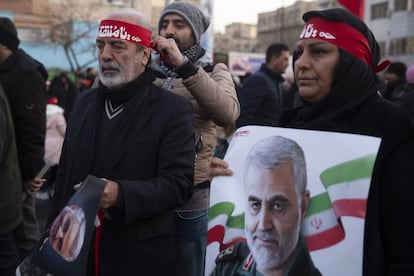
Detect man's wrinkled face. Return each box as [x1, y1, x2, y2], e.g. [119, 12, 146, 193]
[159, 14, 195, 50]
[244, 162, 303, 271]
[96, 38, 149, 88]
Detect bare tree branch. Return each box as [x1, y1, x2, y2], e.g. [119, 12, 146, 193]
[33, 0, 101, 72]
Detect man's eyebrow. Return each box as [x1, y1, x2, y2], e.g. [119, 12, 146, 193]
[247, 194, 289, 202]
[269, 195, 289, 203]
[248, 195, 260, 202]
[161, 18, 186, 24]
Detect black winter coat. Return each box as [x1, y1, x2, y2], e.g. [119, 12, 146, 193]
[236, 64, 285, 128]
[49, 70, 195, 276]
[0, 49, 48, 180]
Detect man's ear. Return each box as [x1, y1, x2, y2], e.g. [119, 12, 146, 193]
[300, 190, 310, 222]
[141, 47, 151, 66]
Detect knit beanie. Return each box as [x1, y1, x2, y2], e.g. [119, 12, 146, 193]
[406, 63, 414, 84]
[159, 2, 210, 44]
[0, 17, 20, 51]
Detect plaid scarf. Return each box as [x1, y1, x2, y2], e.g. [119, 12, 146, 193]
[158, 44, 205, 77]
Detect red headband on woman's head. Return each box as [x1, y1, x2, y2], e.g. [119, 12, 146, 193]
[299, 17, 372, 67]
[98, 19, 151, 48]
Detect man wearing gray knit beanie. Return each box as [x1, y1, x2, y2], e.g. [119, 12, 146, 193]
[151, 2, 240, 276]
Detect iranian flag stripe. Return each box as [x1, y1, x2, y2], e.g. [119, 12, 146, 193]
[302, 208, 339, 236]
[208, 201, 245, 250]
[302, 192, 338, 235]
[208, 225, 225, 245]
[207, 225, 246, 250]
[326, 178, 370, 199]
[208, 201, 244, 229]
[319, 154, 374, 218]
[301, 192, 345, 251]
[208, 216, 245, 243]
[305, 223, 345, 251]
[223, 227, 246, 243]
[326, 179, 369, 218]
[333, 199, 367, 218]
[319, 154, 375, 186]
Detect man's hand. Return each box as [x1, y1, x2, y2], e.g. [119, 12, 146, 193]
[152, 36, 185, 67]
[209, 157, 233, 179]
[23, 178, 46, 195]
[74, 178, 119, 210]
[99, 179, 119, 210]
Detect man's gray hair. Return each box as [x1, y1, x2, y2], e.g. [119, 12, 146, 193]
[105, 9, 152, 54]
[245, 136, 307, 196]
[106, 8, 152, 33]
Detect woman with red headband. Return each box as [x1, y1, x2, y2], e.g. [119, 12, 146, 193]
[280, 8, 414, 276]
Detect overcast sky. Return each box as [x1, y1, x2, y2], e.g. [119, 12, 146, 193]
[212, 0, 299, 32]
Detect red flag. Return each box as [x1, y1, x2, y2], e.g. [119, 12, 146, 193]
[337, 0, 365, 19]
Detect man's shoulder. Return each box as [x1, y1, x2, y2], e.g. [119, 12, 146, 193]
[14, 50, 47, 78]
[213, 241, 254, 275]
[243, 69, 272, 85]
[150, 83, 192, 109]
[215, 242, 249, 263]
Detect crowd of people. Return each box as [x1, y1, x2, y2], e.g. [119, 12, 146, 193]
[1, 2, 414, 276]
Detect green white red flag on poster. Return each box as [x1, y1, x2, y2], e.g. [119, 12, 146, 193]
[303, 154, 375, 251]
[205, 126, 380, 276]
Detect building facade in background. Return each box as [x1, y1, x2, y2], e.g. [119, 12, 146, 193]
[256, 0, 319, 53]
[2, 0, 413, 71]
[318, 0, 414, 66]
[214, 23, 257, 53]
[366, 0, 414, 66]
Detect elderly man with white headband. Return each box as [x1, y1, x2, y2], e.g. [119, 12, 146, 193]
[48, 9, 196, 276]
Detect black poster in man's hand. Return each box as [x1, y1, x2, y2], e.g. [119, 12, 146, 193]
[31, 175, 106, 276]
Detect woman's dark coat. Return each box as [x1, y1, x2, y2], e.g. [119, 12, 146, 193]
[281, 52, 414, 275]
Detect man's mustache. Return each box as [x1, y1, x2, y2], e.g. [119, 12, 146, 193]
[253, 230, 279, 243]
[101, 61, 120, 70]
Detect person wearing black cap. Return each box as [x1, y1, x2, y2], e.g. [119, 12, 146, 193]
[381, 61, 407, 100]
[279, 8, 414, 276]
[151, 2, 240, 276]
[392, 61, 414, 119]
[0, 17, 48, 262]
